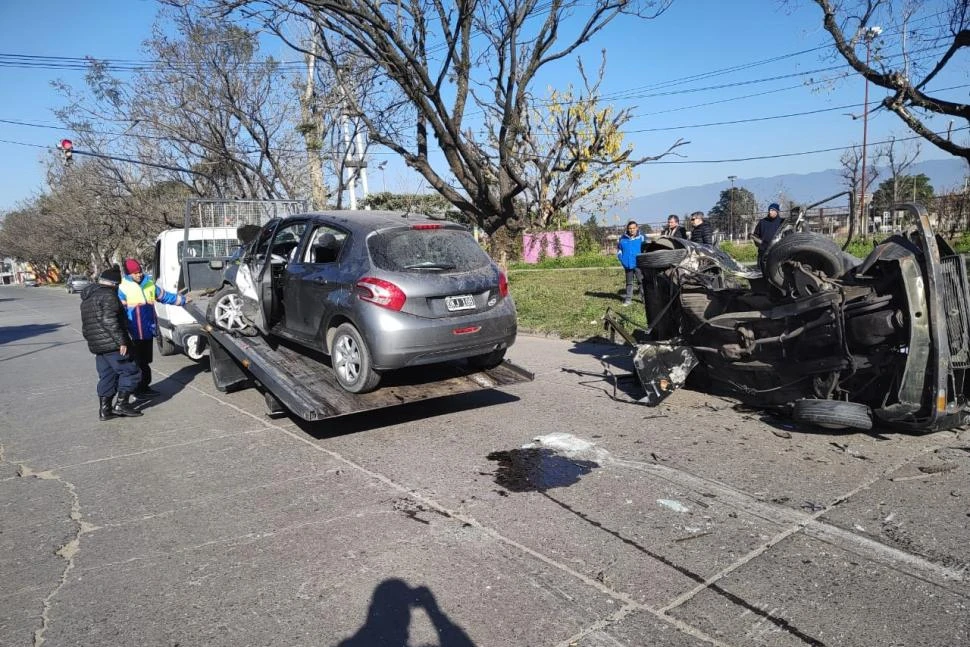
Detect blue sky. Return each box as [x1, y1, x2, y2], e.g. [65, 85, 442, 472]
[0, 0, 965, 214]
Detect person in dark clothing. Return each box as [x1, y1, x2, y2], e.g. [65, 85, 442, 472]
[689, 212, 714, 245]
[752, 202, 785, 267]
[80, 267, 143, 420]
[660, 215, 688, 239]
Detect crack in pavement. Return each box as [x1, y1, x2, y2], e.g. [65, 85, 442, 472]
[16, 463, 98, 647]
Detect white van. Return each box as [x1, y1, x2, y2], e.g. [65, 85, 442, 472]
[152, 227, 240, 359]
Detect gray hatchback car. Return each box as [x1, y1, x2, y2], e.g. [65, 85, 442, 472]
[207, 210, 517, 393]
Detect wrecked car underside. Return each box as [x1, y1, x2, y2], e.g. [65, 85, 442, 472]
[626, 203, 970, 433]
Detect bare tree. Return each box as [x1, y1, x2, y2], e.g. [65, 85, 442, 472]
[813, 0, 970, 166]
[881, 134, 921, 205]
[55, 5, 305, 203]
[840, 143, 882, 235]
[194, 0, 679, 255]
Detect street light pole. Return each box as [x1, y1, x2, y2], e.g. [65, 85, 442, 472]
[728, 175, 737, 240]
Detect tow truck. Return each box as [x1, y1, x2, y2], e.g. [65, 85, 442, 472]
[176, 200, 533, 421]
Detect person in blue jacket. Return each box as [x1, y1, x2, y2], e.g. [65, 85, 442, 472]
[616, 220, 645, 306]
[118, 258, 190, 397]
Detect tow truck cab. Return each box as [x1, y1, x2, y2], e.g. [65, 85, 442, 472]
[153, 227, 240, 359]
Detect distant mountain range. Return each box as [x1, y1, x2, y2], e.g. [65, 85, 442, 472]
[622, 157, 968, 225]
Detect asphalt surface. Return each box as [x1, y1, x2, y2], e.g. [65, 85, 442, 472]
[1, 284, 968, 647]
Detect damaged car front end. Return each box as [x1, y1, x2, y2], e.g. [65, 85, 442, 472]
[626, 203, 970, 432]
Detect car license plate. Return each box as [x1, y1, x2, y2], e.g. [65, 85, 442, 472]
[445, 294, 476, 311]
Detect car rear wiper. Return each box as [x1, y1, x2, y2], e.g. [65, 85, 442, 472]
[403, 262, 457, 270]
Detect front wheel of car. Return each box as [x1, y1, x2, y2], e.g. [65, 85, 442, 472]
[206, 286, 258, 336]
[331, 323, 381, 394]
[792, 399, 872, 431]
[468, 348, 506, 370]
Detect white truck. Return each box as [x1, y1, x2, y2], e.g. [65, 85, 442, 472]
[153, 199, 308, 359]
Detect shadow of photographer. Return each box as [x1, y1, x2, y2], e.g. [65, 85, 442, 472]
[336, 579, 475, 647]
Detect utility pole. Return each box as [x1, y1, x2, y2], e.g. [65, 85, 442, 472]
[336, 63, 371, 210]
[728, 175, 737, 240]
[858, 26, 881, 239]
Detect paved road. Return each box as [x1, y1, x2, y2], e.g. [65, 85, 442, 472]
[1, 284, 968, 646]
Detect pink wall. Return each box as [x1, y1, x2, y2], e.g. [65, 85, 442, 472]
[521, 231, 575, 263]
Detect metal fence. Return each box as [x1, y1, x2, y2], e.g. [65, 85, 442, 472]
[185, 199, 309, 229]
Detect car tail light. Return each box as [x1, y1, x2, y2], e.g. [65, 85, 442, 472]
[498, 271, 509, 298]
[356, 277, 406, 311]
[411, 223, 443, 230]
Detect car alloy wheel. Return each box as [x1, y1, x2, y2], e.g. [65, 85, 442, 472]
[207, 286, 257, 336]
[331, 323, 381, 394]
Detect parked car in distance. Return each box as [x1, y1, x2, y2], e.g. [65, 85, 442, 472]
[206, 210, 517, 394]
[66, 274, 91, 294]
[22, 275, 37, 287]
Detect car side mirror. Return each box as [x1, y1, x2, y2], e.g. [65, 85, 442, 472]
[208, 259, 225, 270]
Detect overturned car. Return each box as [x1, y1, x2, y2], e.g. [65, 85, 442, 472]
[627, 203, 970, 433]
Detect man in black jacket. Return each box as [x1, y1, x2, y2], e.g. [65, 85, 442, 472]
[80, 266, 143, 420]
[752, 202, 785, 267]
[689, 212, 714, 245]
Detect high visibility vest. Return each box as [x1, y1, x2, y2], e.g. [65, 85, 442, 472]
[119, 279, 157, 306]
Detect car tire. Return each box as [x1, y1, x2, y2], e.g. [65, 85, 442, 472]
[636, 249, 687, 270]
[331, 323, 381, 394]
[765, 233, 845, 289]
[792, 399, 872, 430]
[206, 286, 258, 336]
[468, 348, 506, 370]
[156, 333, 178, 356]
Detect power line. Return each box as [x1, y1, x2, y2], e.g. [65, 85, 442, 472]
[643, 127, 970, 164]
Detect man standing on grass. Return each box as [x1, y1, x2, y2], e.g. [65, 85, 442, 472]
[616, 220, 645, 306]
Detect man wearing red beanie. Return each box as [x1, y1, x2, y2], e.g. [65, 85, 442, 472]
[118, 258, 191, 397]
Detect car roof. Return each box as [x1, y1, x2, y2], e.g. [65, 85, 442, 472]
[283, 210, 467, 233]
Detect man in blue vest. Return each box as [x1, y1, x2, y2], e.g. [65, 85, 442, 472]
[119, 258, 190, 397]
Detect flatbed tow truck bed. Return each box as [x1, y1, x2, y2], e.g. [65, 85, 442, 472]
[186, 296, 533, 421]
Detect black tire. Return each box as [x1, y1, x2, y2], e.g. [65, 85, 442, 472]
[468, 348, 506, 370]
[156, 333, 178, 356]
[206, 285, 258, 336]
[636, 249, 687, 270]
[765, 233, 845, 289]
[792, 399, 872, 430]
[330, 323, 381, 394]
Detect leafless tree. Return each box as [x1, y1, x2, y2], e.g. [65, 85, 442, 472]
[190, 0, 679, 255]
[880, 134, 921, 204]
[812, 0, 970, 166]
[840, 143, 882, 234]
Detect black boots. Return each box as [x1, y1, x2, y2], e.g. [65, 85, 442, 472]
[99, 396, 116, 421]
[113, 392, 143, 417]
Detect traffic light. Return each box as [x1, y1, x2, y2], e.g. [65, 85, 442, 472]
[59, 139, 73, 164]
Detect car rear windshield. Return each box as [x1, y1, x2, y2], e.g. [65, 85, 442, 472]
[367, 227, 491, 272]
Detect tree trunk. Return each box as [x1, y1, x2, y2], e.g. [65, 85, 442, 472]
[300, 39, 329, 210]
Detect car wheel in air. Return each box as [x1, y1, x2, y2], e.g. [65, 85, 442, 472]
[206, 286, 258, 336]
[468, 348, 506, 370]
[331, 323, 381, 394]
[156, 333, 178, 356]
[765, 233, 845, 290]
[636, 249, 687, 270]
[792, 399, 872, 431]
